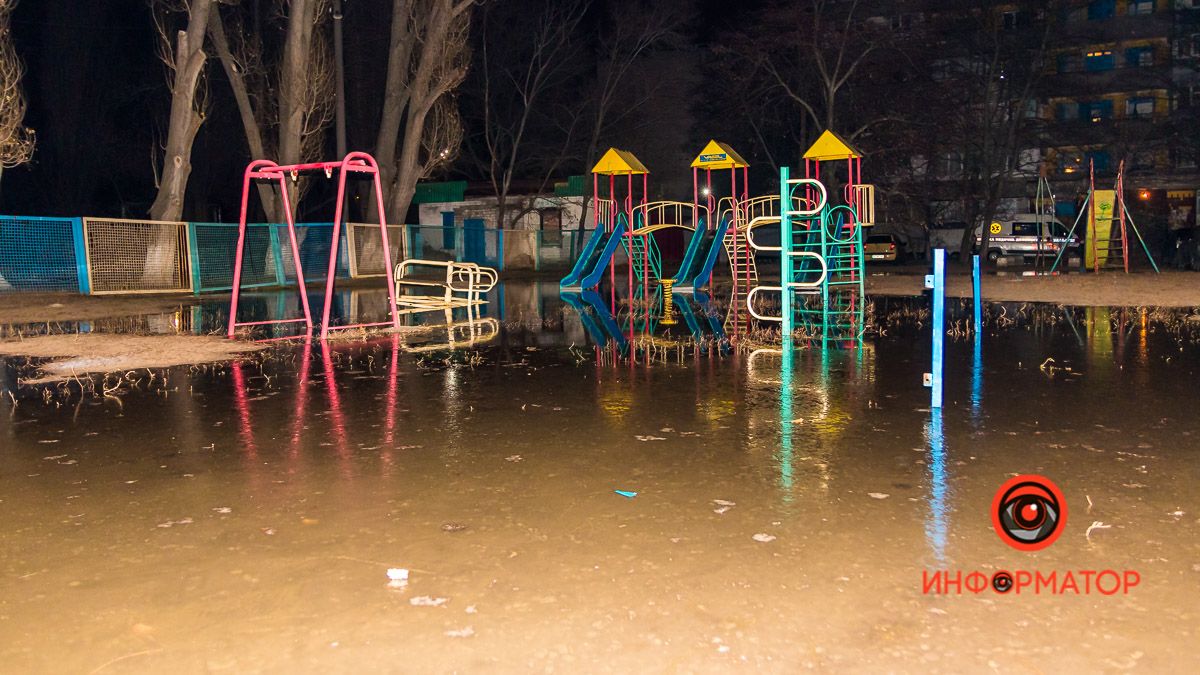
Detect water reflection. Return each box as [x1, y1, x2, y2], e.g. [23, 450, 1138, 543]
[924, 408, 948, 564]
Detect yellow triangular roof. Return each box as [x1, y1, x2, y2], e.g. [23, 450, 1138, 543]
[803, 130, 860, 161]
[690, 140, 748, 169]
[591, 148, 649, 175]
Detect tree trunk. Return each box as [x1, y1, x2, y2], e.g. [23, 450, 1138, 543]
[208, 7, 278, 222]
[146, 0, 214, 286]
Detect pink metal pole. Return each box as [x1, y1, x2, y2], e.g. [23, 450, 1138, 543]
[319, 166, 351, 339]
[278, 176, 314, 331]
[353, 152, 401, 330]
[227, 164, 256, 337]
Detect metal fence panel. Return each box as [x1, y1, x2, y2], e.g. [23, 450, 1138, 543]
[190, 222, 284, 293]
[347, 222, 405, 278]
[83, 218, 192, 294]
[0, 216, 88, 293]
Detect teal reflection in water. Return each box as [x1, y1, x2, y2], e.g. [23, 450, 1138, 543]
[970, 332, 982, 428]
[778, 340, 795, 498]
[924, 408, 948, 564]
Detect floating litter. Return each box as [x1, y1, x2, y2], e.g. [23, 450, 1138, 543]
[387, 568, 409, 589]
[614, 490, 638, 498]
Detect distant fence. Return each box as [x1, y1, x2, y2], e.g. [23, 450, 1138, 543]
[0, 215, 587, 296]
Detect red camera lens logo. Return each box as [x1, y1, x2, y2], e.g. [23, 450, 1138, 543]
[991, 475, 1067, 551]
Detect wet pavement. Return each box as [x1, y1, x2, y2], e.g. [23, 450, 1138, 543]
[0, 282, 1198, 672]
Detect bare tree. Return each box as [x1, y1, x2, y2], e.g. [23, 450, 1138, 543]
[209, 0, 334, 220]
[148, 0, 216, 222]
[0, 0, 31, 289]
[947, 2, 1056, 262]
[756, 0, 890, 139]
[374, 0, 474, 222]
[0, 0, 33, 185]
[466, 0, 586, 229]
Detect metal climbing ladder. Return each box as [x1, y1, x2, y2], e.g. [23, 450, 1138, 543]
[623, 231, 662, 283]
[743, 167, 866, 342]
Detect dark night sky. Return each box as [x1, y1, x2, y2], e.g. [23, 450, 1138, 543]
[3, 0, 764, 219]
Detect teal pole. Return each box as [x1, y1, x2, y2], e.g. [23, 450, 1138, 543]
[930, 248, 945, 408]
[972, 254, 982, 331]
[780, 166, 794, 337]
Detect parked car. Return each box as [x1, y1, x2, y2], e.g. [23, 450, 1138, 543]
[864, 233, 903, 262]
[973, 213, 1080, 262]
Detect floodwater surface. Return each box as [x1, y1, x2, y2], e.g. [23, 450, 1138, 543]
[0, 282, 1198, 672]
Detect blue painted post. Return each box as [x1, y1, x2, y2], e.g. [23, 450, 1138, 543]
[186, 222, 202, 295]
[972, 254, 982, 333]
[70, 218, 91, 294]
[780, 166, 794, 336]
[930, 248, 945, 408]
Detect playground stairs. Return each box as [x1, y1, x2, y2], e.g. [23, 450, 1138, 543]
[723, 226, 758, 289]
[624, 234, 662, 283]
[1091, 232, 1128, 271]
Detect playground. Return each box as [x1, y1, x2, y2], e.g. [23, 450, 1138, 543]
[1, 278, 1198, 671]
[1, 139, 1198, 672]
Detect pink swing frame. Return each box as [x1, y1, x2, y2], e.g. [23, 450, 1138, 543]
[227, 152, 401, 340]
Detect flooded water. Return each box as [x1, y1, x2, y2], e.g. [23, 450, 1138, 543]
[1, 281, 1198, 672]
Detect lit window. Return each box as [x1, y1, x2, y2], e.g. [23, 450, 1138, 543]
[1127, 0, 1155, 15]
[1126, 46, 1154, 67]
[1126, 97, 1155, 117]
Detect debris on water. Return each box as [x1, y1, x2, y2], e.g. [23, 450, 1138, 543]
[868, 492, 890, 500]
[213, 507, 232, 514]
[261, 527, 276, 536]
[660, 427, 674, 433]
[37, 439, 60, 444]
[386, 568, 409, 589]
[43, 455, 67, 460]
[465, 605, 477, 614]
[504, 454, 523, 462]
[1085, 521, 1112, 540]
[156, 517, 194, 528]
[634, 435, 666, 441]
[752, 533, 776, 543]
[615, 490, 638, 498]
[713, 499, 735, 514]
[445, 626, 475, 638]
[410, 596, 448, 607]
[441, 522, 469, 533]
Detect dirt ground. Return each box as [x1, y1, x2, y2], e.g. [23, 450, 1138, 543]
[0, 333, 263, 384]
[0, 291, 198, 324]
[867, 269, 1200, 307]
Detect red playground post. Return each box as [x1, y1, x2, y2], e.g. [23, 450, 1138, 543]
[227, 152, 401, 340]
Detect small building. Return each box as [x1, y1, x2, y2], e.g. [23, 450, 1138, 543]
[412, 179, 593, 271]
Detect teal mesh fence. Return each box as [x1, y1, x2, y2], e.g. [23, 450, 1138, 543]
[189, 222, 349, 294]
[0, 216, 88, 293]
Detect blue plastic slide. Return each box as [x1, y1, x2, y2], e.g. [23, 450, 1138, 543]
[669, 217, 709, 286]
[560, 216, 628, 291]
[673, 215, 730, 291]
[576, 218, 627, 290]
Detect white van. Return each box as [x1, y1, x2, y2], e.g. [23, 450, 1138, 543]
[974, 214, 1080, 262]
